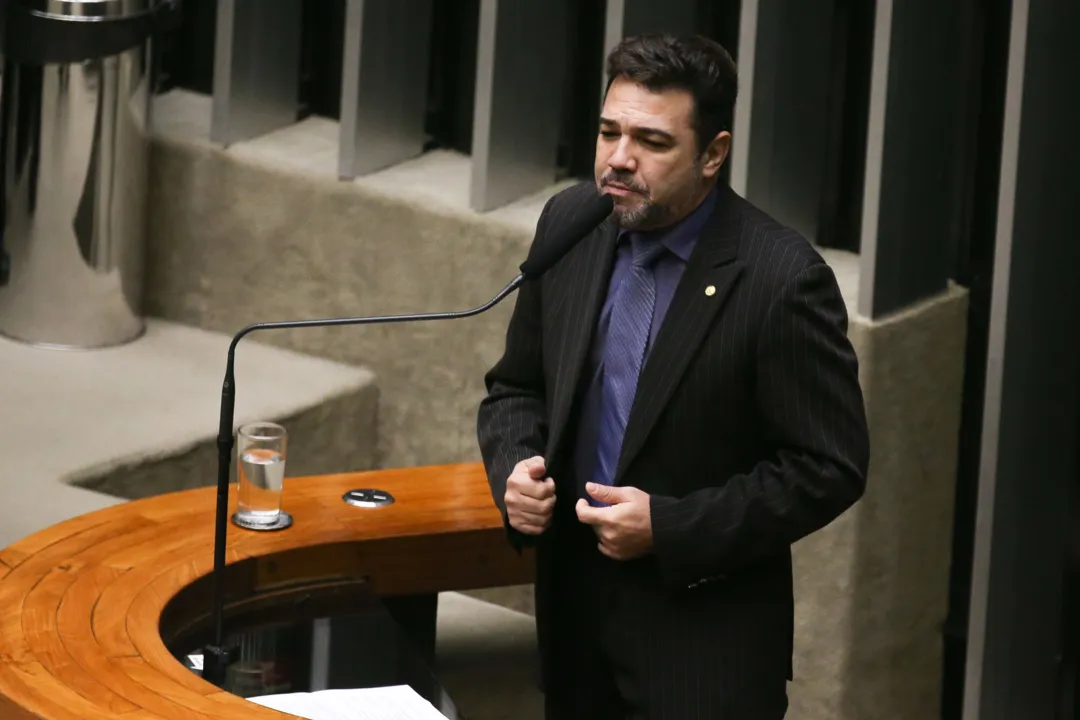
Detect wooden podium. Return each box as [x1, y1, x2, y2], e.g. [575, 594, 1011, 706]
[0, 462, 533, 719]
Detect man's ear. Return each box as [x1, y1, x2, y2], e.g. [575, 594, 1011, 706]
[700, 131, 732, 179]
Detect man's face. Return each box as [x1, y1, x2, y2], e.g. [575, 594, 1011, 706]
[594, 76, 730, 230]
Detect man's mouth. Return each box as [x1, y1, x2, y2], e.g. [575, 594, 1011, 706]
[603, 183, 639, 197]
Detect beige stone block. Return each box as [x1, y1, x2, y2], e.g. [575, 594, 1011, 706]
[789, 285, 969, 720]
[144, 136, 529, 471]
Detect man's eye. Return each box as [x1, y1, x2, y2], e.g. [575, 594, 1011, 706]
[599, 130, 619, 139]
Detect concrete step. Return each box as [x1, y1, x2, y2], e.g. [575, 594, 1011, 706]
[435, 591, 543, 720]
[0, 318, 378, 548]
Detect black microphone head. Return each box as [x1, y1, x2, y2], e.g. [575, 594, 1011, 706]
[519, 191, 614, 280]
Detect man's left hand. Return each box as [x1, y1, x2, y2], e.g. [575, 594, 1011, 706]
[575, 483, 653, 560]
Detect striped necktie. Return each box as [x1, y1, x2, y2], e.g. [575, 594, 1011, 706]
[590, 234, 665, 506]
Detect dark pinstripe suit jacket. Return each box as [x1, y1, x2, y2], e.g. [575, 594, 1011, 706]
[477, 180, 870, 715]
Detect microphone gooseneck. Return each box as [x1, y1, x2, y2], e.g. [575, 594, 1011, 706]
[201, 189, 613, 686]
[202, 274, 524, 684]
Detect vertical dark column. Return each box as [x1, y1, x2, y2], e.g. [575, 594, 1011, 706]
[1064, 418, 1080, 718]
[338, 0, 434, 178]
[940, 1, 1013, 717]
[815, 0, 875, 253]
[857, 0, 970, 319]
[963, 0, 1080, 717]
[600, 0, 699, 95]
[298, 0, 346, 121]
[728, 0, 838, 244]
[156, 0, 217, 95]
[211, 0, 304, 146]
[469, 0, 570, 211]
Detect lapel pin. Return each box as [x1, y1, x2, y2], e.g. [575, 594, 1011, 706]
[705, 285, 716, 296]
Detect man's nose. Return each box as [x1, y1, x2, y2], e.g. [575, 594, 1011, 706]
[607, 138, 636, 172]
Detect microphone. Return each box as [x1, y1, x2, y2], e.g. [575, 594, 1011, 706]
[519, 193, 614, 279]
[200, 190, 613, 685]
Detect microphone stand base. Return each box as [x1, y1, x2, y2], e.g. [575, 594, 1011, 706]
[230, 511, 294, 532]
[201, 643, 237, 686]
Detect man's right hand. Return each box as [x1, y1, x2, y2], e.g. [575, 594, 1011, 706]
[504, 456, 556, 535]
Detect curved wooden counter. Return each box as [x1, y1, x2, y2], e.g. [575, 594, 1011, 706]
[0, 462, 533, 719]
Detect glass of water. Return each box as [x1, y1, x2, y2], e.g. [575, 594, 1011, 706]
[235, 422, 287, 528]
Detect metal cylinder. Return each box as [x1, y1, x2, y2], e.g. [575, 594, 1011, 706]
[0, 0, 172, 348]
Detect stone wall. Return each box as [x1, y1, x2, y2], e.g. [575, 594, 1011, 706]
[145, 135, 530, 470]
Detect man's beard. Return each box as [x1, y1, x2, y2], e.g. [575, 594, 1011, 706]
[598, 172, 664, 229]
[600, 165, 702, 230]
[613, 196, 670, 229]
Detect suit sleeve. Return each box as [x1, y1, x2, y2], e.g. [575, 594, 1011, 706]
[476, 202, 554, 551]
[649, 261, 870, 587]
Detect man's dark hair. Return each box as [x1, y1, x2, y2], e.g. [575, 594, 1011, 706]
[605, 33, 738, 154]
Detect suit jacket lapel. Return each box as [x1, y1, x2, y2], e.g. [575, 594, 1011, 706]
[615, 188, 744, 482]
[546, 219, 618, 464]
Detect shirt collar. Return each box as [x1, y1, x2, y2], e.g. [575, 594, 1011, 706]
[616, 185, 718, 262]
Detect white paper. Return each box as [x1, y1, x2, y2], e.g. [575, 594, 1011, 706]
[249, 685, 445, 720]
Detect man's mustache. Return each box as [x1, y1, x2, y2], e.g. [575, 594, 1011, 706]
[600, 173, 649, 195]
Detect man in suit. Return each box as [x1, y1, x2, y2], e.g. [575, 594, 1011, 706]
[477, 33, 869, 719]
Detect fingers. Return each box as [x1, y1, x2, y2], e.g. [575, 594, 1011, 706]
[521, 456, 547, 479]
[513, 520, 550, 535]
[508, 460, 555, 501]
[512, 456, 547, 481]
[577, 500, 616, 539]
[575, 498, 601, 525]
[511, 516, 553, 535]
[507, 490, 555, 519]
[584, 482, 632, 504]
[575, 500, 621, 558]
[505, 457, 555, 535]
[507, 502, 553, 535]
[516, 476, 555, 500]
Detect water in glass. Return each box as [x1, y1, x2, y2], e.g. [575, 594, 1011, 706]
[238, 447, 285, 524]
